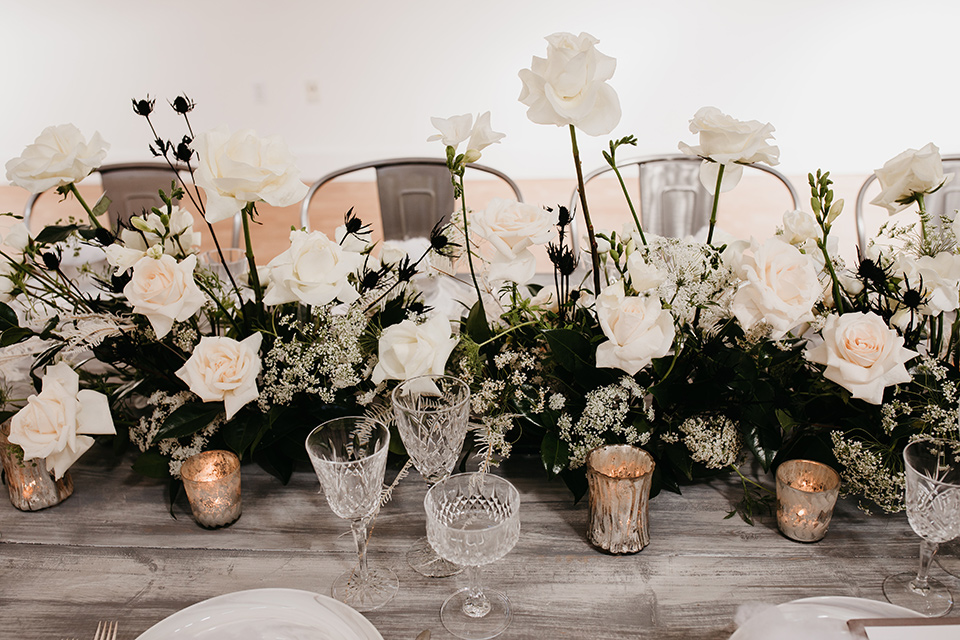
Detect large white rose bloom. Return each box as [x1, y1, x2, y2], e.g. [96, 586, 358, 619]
[6, 124, 109, 193]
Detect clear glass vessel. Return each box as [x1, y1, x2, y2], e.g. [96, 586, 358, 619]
[305, 416, 398, 612]
[425, 472, 520, 640]
[392, 374, 471, 577]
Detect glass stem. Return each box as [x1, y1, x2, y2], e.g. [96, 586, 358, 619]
[462, 565, 491, 618]
[913, 539, 939, 592]
[351, 517, 371, 578]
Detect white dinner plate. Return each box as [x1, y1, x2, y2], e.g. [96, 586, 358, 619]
[730, 595, 923, 640]
[136, 588, 384, 640]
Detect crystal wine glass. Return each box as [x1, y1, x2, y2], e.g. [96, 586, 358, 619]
[305, 416, 399, 612]
[883, 438, 960, 616]
[425, 472, 521, 640]
[392, 374, 471, 577]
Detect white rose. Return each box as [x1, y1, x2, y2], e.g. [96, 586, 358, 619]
[595, 281, 675, 376]
[7, 362, 115, 479]
[805, 312, 917, 404]
[263, 229, 364, 306]
[380, 241, 409, 266]
[678, 106, 779, 192]
[472, 198, 555, 285]
[781, 210, 819, 246]
[518, 32, 621, 136]
[626, 252, 667, 293]
[176, 333, 263, 420]
[372, 314, 457, 384]
[732, 237, 822, 339]
[870, 142, 952, 215]
[896, 251, 960, 315]
[5, 124, 109, 194]
[124, 253, 206, 338]
[193, 126, 308, 223]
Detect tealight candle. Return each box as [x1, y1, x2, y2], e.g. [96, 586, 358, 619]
[776, 459, 840, 543]
[180, 450, 242, 528]
[585, 444, 655, 554]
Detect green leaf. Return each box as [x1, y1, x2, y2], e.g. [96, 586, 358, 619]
[0, 302, 19, 331]
[221, 411, 262, 457]
[255, 449, 294, 485]
[131, 451, 172, 479]
[153, 402, 223, 443]
[0, 326, 33, 347]
[34, 224, 80, 245]
[560, 468, 588, 504]
[540, 431, 568, 477]
[91, 194, 112, 219]
[543, 329, 592, 372]
[465, 301, 492, 343]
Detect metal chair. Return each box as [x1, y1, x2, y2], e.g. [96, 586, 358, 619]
[568, 154, 800, 252]
[23, 162, 242, 247]
[855, 155, 960, 253]
[300, 157, 523, 240]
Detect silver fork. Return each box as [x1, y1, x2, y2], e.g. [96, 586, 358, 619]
[93, 621, 118, 640]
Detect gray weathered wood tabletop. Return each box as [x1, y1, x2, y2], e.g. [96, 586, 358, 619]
[1, 446, 958, 639]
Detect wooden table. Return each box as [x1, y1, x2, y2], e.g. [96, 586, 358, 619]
[1, 446, 957, 640]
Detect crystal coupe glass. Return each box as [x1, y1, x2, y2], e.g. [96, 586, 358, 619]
[883, 438, 960, 616]
[425, 472, 520, 640]
[305, 416, 398, 612]
[392, 374, 471, 577]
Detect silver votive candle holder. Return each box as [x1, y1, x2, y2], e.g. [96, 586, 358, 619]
[181, 450, 242, 528]
[776, 459, 840, 543]
[585, 444, 655, 554]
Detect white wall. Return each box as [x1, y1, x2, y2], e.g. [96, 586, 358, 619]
[3, 0, 958, 183]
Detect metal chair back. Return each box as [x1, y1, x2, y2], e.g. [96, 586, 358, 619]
[22, 162, 242, 247]
[569, 154, 800, 253]
[300, 158, 523, 240]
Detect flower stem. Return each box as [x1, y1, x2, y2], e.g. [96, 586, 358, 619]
[705, 164, 724, 246]
[569, 125, 602, 294]
[610, 161, 646, 246]
[242, 203, 264, 310]
[917, 193, 930, 251]
[457, 173, 485, 318]
[475, 320, 539, 348]
[67, 183, 103, 229]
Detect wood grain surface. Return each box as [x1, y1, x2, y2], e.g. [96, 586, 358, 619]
[1, 447, 957, 640]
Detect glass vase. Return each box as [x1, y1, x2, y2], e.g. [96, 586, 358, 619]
[0, 425, 73, 511]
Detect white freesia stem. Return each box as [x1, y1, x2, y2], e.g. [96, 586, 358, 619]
[569, 125, 602, 294]
[457, 172, 486, 318]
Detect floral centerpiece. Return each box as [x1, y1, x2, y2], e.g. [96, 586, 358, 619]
[435, 31, 960, 519]
[0, 97, 454, 496]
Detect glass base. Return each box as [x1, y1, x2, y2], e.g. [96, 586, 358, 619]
[883, 572, 954, 617]
[441, 587, 512, 640]
[408, 536, 464, 578]
[936, 538, 960, 578]
[332, 566, 399, 612]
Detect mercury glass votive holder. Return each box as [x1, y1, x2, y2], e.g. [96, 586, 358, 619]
[181, 450, 242, 528]
[585, 444, 655, 554]
[776, 459, 841, 543]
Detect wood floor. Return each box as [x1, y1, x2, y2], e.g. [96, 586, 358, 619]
[0, 173, 875, 270]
